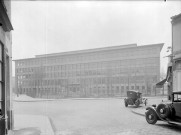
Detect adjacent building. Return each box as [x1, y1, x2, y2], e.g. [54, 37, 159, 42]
[14, 43, 163, 98]
[171, 13, 181, 92]
[0, 0, 13, 134]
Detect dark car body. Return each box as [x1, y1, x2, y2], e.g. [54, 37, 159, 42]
[124, 90, 147, 108]
[145, 91, 181, 125]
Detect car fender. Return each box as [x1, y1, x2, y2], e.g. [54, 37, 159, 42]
[146, 106, 160, 120]
[146, 106, 156, 112]
[146, 105, 176, 122]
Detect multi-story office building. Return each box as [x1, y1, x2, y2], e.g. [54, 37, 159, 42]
[0, 0, 13, 134]
[14, 43, 163, 98]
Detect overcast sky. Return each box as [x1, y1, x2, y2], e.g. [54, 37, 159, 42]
[11, 0, 181, 75]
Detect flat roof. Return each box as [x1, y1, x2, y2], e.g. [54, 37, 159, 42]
[35, 43, 137, 58]
[13, 43, 164, 61]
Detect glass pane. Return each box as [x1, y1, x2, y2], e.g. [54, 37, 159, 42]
[174, 94, 178, 101]
[178, 94, 181, 101]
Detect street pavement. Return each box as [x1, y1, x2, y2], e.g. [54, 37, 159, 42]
[8, 95, 55, 135]
[8, 114, 54, 135]
[8, 127, 41, 135]
[10, 95, 181, 135]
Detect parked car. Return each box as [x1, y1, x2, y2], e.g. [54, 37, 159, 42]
[145, 91, 181, 125]
[124, 90, 147, 108]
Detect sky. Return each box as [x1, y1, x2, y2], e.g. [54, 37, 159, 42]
[11, 0, 181, 75]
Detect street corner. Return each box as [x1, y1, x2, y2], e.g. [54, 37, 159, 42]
[131, 105, 147, 117]
[14, 114, 54, 135]
[10, 127, 41, 135]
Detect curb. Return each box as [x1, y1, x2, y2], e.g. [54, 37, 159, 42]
[13, 99, 56, 102]
[14, 114, 55, 135]
[13, 95, 167, 102]
[13, 97, 126, 102]
[48, 117, 56, 135]
[131, 108, 145, 116]
[131, 109, 145, 117]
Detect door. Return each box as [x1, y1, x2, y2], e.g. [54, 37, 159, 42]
[173, 93, 181, 118]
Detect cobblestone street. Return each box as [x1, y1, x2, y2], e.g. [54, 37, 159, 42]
[14, 97, 181, 135]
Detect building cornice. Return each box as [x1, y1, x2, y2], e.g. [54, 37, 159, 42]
[0, 1, 13, 32]
[171, 13, 181, 24]
[35, 43, 164, 58]
[13, 43, 164, 61]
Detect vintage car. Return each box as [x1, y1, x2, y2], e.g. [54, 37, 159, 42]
[124, 90, 147, 108]
[145, 91, 181, 125]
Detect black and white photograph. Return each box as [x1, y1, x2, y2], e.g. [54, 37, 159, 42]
[0, 0, 181, 135]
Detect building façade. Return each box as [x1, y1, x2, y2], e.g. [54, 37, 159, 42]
[14, 43, 163, 99]
[171, 13, 181, 93]
[0, 0, 14, 134]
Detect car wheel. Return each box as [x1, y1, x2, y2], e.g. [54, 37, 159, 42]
[145, 109, 157, 124]
[156, 104, 170, 119]
[124, 100, 128, 107]
[135, 100, 140, 108]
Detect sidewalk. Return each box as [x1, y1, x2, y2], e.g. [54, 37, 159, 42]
[131, 96, 169, 116]
[13, 94, 122, 102]
[9, 114, 54, 135]
[13, 95, 55, 102]
[8, 127, 41, 135]
[13, 94, 169, 102]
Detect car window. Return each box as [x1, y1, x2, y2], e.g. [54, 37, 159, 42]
[178, 94, 181, 101]
[174, 94, 181, 102]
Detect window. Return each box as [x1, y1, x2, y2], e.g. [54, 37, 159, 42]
[116, 86, 119, 93]
[173, 93, 181, 102]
